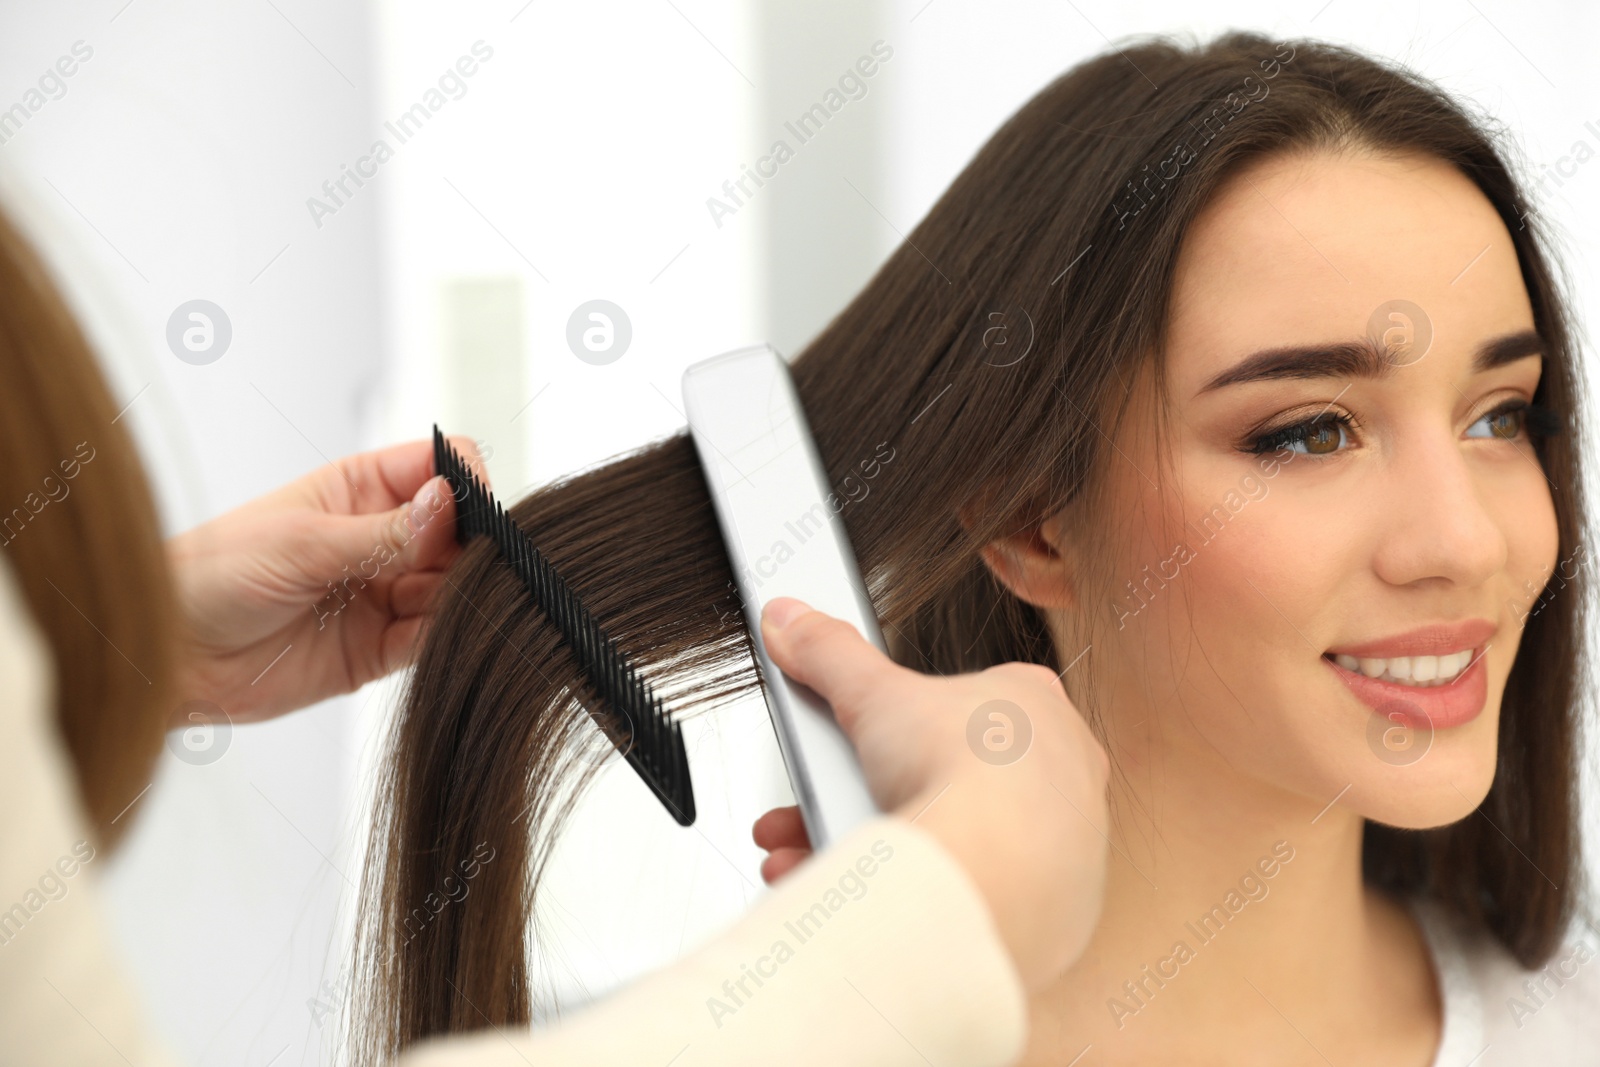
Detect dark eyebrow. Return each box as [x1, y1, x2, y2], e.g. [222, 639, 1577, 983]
[1195, 328, 1544, 397]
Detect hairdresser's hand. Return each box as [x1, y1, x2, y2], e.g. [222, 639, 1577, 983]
[751, 598, 1111, 993]
[163, 436, 487, 724]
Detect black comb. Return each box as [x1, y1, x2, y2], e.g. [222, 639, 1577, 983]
[432, 426, 695, 826]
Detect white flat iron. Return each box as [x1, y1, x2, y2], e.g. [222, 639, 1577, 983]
[682, 343, 883, 849]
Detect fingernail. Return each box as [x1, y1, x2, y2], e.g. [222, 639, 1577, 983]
[764, 597, 811, 630]
[413, 477, 441, 511]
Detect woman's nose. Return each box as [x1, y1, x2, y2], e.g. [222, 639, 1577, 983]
[1369, 429, 1508, 590]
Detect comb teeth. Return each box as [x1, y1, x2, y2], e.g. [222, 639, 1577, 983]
[431, 426, 695, 826]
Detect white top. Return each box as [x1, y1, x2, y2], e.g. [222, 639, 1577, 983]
[1411, 895, 1600, 1065]
[0, 549, 1595, 1064]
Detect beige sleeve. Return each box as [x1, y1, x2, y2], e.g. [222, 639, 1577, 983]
[399, 813, 1029, 1067]
[0, 556, 184, 1066]
[0, 552, 1028, 1067]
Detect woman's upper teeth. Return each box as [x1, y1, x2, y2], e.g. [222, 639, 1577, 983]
[1332, 649, 1474, 686]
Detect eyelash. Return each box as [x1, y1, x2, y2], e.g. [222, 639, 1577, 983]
[1243, 398, 1562, 457]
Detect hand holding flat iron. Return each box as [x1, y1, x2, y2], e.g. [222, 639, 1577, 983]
[752, 597, 1112, 993]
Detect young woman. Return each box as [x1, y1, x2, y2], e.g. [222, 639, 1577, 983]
[361, 28, 1599, 1067]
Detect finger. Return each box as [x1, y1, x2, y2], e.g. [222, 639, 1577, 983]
[389, 568, 446, 619]
[760, 847, 813, 885]
[759, 598, 910, 725]
[752, 805, 810, 851]
[389, 476, 462, 572]
[306, 475, 456, 583]
[321, 434, 493, 515]
[378, 612, 427, 677]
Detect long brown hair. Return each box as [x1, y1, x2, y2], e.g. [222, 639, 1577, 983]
[355, 30, 1589, 1058]
[0, 204, 180, 849]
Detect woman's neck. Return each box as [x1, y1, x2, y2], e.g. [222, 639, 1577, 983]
[1018, 737, 1443, 1065]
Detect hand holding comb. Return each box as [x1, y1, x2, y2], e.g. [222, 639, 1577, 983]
[432, 426, 695, 826]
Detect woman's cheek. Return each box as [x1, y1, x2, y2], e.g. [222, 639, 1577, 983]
[1176, 484, 1334, 670]
[1502, 468, 1562, 627]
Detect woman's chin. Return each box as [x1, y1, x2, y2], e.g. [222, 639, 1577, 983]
[1345, 731, 1500, 830]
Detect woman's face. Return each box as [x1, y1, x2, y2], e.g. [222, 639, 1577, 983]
[1084, 148, 1558, 828]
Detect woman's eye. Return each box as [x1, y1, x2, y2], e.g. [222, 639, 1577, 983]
[1465, 401, 1528, 440]
[1248, 415, 1350, 456]
[1246, 400, 1541, 457]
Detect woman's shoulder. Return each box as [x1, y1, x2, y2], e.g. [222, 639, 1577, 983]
[1408, 891, 1600, 1067]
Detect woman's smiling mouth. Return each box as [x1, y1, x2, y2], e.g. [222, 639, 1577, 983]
[1322, 619, 1496, 728]
[1326, 649, 1477, 687]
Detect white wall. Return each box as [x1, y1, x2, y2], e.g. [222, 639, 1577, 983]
[0, 2, 384, 1064]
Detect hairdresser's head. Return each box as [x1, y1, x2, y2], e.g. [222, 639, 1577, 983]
[363, 30, 1585, 1058]
[0, 204, 180, 849]
[988, 144, 1558, 831]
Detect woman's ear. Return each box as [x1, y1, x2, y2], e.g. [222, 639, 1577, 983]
[963, 504, 1077, 611]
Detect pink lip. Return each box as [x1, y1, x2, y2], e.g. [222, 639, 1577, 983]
[1322, 643, 1490, 729]
[1324, 618, 1497, 659]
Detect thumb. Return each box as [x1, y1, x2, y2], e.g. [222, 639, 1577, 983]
[760, 598, 908, 729]
[311, 476, 453, 579]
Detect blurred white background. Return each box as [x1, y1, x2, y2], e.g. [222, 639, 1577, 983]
[0, 1, 1595, 1064]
